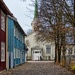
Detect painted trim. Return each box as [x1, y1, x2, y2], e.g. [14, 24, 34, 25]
[6, 16, 9, 70]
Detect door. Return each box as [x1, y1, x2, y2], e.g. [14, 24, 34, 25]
[33, 51, 41, 60]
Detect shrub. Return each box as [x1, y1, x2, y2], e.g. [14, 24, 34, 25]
[70, 65, 75, 71]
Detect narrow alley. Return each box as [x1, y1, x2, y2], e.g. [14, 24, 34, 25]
[0, 61, 74, 75]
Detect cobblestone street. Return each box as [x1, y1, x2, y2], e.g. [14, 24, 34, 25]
[0, 61, 74, 75]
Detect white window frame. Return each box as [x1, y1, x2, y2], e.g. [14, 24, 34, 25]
[1, 42, 5, 62]
[1, 11, 5, 31]
[16, 49, 18, 58]
[14, 48, 16, 59]
[14, 26, 16, 36]
[15, 27, 18, 39]
[22, 36, 24, 43]
[18, 49, 20, 58]
[46, 45, 51, 54]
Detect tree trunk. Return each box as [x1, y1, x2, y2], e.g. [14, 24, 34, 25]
[74, 0, 75, 44]
[56, 29, 61, 64]
[61, 31, 66, 66]
[55, 40, 57, 62]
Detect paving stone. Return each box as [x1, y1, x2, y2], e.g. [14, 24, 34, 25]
[0, 61, 74, 75]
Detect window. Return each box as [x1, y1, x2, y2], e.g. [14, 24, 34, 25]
[14, 26, 16, 36]
[18, 32, 20, 40]
[18, 49, 20, 58]
[16, 49, 18, 58]
[17, 29, 19, 40]
[14, 48, 16, 59]
[46, 45, 51, 54]
[1, 12, 5, 31]
[19, 31, 21, 41]
[15, 49, 20, 58]
[15, 27, 18, 38]
[1, 42, 5, 62]
[16, 29, 18, 38]
[22, 36, 25, 43]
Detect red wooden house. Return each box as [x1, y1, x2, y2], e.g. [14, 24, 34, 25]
[0, 0, 12, 71]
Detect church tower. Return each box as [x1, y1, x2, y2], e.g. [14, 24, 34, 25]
[31, 0, 39, 31]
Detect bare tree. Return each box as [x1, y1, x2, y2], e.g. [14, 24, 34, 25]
[33, 0, 75, 66]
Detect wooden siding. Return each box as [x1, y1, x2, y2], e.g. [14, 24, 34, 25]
[8, 17, 26, 68]
[8, 17, 14, 68]
[0, 0, 26, 70]
[8, 17, 14, 52]
[0, 10, 6, 71]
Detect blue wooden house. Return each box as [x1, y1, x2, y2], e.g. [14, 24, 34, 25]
[0, 0, 13, 71]
[7, 15, 27, 69]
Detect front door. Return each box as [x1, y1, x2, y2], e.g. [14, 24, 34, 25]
[33, 51, 41, 60]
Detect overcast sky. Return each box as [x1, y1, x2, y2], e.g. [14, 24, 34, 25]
[4, 0, 34, 32]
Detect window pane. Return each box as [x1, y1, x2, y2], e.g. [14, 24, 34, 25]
[1, 13, 5, 31]
[16, 49, 18, 58]
[14, 48, 16, 59]
[1, 42, 5, 62]
[46, 45, 51, 54]
[14, 26, 15, 36]
[18, 49, 20, 58]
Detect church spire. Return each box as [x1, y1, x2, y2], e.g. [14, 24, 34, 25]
[34, 0, 38, 19]
[31, 0, 39, 31]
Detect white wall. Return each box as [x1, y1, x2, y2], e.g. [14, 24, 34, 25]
[25, 32, 55, 60]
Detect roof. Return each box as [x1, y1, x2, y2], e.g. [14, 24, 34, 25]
[0, 0, 13, 16]
[8, 15, 17, 21]
[8, 15, 26, 36]
[15, 21, 27, 36]
[0, 0, 26, 36]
